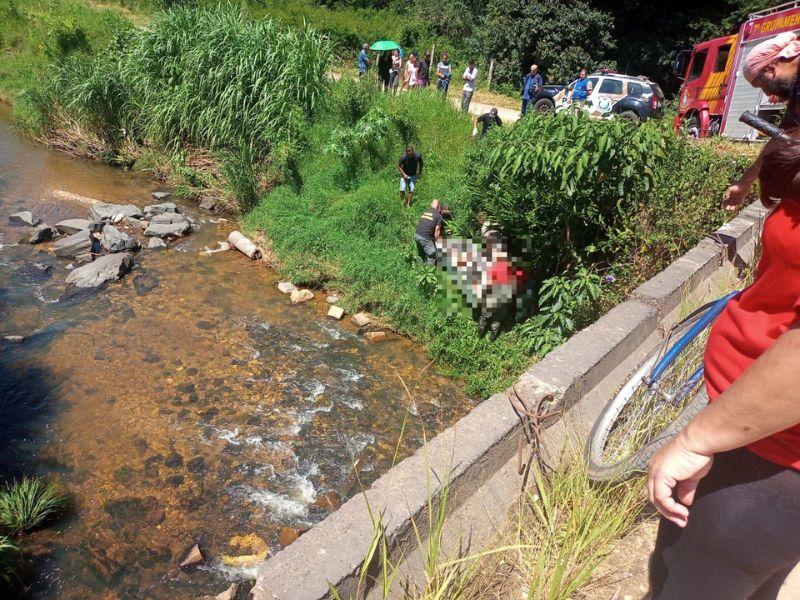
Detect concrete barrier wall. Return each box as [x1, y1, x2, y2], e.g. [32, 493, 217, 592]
[251, 201, 769, 600]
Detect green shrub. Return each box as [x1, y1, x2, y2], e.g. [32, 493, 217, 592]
[0, 535, 19, 585]
[0, 476, 65, 535]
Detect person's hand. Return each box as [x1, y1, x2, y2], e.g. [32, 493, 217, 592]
[648, 432, 713, 528]
[723, 182, 749, 211]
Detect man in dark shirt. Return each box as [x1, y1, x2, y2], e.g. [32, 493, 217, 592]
[414, 199, 443, 265]
[521, 64, 543, 115]
[418, 52, 431, 87]
[474, 108, 502, 137]
[398, 145, 424, 207]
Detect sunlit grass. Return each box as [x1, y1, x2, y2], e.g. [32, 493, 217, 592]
[0, 476, 66, 535]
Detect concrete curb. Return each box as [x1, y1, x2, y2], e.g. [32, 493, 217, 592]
[252, 204, 765, 600]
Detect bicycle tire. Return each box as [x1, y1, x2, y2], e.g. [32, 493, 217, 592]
[584, 298, 726, 482]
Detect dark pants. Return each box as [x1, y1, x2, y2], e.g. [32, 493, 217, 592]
[521, 98, 531, 115]
[650, 448, 800, 599]
[438, 78, 450, 94]
[414, 233, 437, 266]
[389, 70, 400, 93]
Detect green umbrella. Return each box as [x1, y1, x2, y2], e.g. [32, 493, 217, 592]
[370, 40, 401, 51]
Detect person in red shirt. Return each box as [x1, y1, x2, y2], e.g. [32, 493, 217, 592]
[647, 131, 800, 598]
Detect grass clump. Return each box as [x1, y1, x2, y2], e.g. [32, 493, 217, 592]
[0, 535, 20, 586]
[0, 476, 65, 535]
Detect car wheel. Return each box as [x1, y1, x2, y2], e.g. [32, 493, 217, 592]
[686, 115, 701, 139]
[617, 110, 640, 122]
[534, 98, 554, 113]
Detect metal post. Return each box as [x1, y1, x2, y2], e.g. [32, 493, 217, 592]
[487, 59, 495, 90]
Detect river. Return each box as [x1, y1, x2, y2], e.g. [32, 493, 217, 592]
[0, 105, 475, 598]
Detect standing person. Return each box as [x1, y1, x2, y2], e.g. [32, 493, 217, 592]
[473, 107, 502, 137]
[461, 59, 478, 112]
[358, 43, 370, 77]
[521, 64, 543, 115]
[398, 145, 424, 208]
[389, 49, 402, 94]
[403, 53, 419, 90]
[724, 32, 800, 211]
[377, 51, 391, 91]
[569, 69, 592, 102]
[647, 34, 800, 600]
[418, 51, 431, 88]
[414, 199, 443, 266]
[437, 52, 452, 94]
[89, 223, 103, 262]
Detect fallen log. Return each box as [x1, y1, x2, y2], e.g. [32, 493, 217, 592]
[227, 231, 262, 260]
[50, 189, 102, 206]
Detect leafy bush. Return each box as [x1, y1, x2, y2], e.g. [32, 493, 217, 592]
[0, 476, 65, 535]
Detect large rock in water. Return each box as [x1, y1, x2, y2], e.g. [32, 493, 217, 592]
[89, 203, 142, 222]
[9, 211, 40, 227]
[55, 218, 91, 235]
[144, 212, 191, 239]
[29, 223, 55, 244]
[65, 252, 134, 288]
[143, 202, 180, 217]
[52, 230, 91, 258]
[101, 224, 140, 253]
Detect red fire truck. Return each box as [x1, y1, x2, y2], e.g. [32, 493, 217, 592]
[674, 1, 800, 139]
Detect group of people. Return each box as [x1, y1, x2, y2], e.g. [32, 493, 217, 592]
[357, 44, 481, 113]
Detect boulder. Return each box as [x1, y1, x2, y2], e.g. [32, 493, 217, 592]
[365, 331, 386, 342]
[55, 218, 91, 235]
[144, 222, 190, 240]
[198, 196, 218, 211]
[327, 305, 345, 320]
[179, 544, 204, 569]
[152, 191, 171, 201]
[9, 211, 40, 227]
[151, 212, 189, 225]
[101, 224, 141, 253]
[65, 252, 134, 288]
[29, 223, 55, 244]
[352, 312, 371, 327]
[290, 289, 314, 304]
[220, 534, 268, 568]
[148, 237, 167, 250]
[326, 294, 340, 304]
[144, 201, 180, 216]
[313, 491, 342, 512]
[52, 230, 91, 258]
[89, 202, 142, 222]
[277, 281, 297, 294]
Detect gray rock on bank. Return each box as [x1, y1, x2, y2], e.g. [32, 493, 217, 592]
[144, 201, 180, 217]
[52, 230, 91, 258]
[28, 223, 56, 244]
[55, 218, 91, 235]
[144, 212, 191, 239]
[65, 252, 134, 288]
[101, 224, 141, 253]
[9, 211, 40, 227]
[89, 203, 142, 222]
[148, 237, 167, 250]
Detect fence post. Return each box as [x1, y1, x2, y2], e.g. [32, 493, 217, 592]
[430, 43, 436, 78]
[487, 59, 494, 90]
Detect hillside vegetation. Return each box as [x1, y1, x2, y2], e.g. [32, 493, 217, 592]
[5, 1, 752, 395]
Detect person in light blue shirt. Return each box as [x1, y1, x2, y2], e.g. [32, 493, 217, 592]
[358, 44, 370, 77]
[521, 64, 543, 115]
[570, 69, 593, 102]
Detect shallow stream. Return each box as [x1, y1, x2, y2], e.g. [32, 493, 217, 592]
[0, 105, 475, 598]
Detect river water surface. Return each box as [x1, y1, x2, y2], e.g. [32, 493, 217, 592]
[0, 106, 476, 598]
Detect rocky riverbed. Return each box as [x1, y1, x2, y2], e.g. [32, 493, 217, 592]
[0, 106, 477, 598]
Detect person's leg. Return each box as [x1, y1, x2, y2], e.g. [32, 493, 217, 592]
[406, 177, 415, 207]
[414, 235, 427, 263]
[521, 98, 529, 115]
[649, 448, 800, 600]
[423, 238, 437, 265]
[400, 177, 407, 206]
[461, 91, 469, 112]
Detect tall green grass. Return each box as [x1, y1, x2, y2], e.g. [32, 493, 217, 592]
[0, 476, 65, 535]
[0, 535, 19, 586]
[20, 3, 330, 158]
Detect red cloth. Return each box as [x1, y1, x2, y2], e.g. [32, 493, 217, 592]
[704, 200, 800, 469]
[489, 260, 524, 286]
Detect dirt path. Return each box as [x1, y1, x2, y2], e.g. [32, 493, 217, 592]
[449, 96, 520, 124]
[584, 516, 800, 599]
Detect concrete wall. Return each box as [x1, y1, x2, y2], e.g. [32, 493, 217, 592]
[251, 202, 768, 600]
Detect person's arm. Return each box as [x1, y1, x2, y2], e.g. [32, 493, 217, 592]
[723, 148, 766, 210]
[586, 80, 593, 92]
[434, 224, 441, 240]
[648, 323, 800, 528]
[397, 159, 408, 179]
[535, 76, 542, 96]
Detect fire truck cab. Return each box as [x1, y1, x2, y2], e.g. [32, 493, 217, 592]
[675, 1, 800, 139]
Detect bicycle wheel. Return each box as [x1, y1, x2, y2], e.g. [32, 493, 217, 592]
[585, 293, 734, 481]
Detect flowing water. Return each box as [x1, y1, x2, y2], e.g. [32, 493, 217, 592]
[0, 106, 476, 599]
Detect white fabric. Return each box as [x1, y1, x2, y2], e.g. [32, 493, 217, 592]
[462, 67, 478, 92]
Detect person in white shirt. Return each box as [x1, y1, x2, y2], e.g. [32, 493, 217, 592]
[461, 60, 478, 112]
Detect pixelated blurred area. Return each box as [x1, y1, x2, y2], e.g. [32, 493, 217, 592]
[438, 236, 529, 340]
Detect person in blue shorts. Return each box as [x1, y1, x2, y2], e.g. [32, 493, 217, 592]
[398, 145, 424, 207]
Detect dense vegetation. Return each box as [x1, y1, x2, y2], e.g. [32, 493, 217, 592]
[4, 1, 751, 395]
